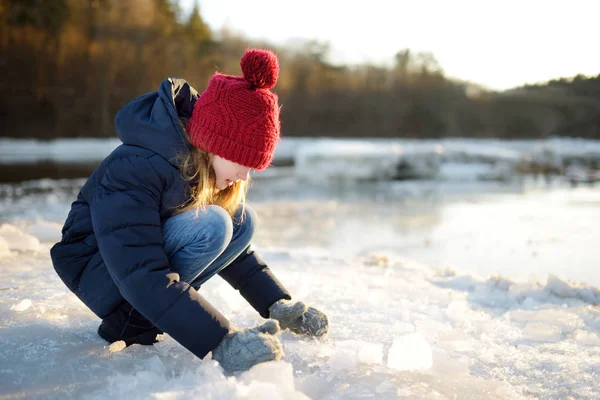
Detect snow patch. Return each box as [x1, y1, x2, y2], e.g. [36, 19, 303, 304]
[0, 224, 41, 252]
[10, 299, 32, 312]
[431, 271, 600, 307]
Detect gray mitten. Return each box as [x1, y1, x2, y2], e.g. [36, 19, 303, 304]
[212, 320, 283, 372]
[269, 299, 329, 337]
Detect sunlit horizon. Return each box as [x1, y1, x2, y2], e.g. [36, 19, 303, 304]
[179, 0, 599, 91]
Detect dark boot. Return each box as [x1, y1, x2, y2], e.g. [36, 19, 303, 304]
[97, 301, 163, 346]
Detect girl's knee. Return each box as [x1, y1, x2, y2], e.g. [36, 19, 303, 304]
[234, 205, 258, 238]
[201, 206, 234, 249]
[168, 206, 233, 252]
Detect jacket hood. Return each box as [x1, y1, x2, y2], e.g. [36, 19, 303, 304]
[114, 77, 198, 167]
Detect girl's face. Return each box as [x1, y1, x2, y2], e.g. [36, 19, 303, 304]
[211, 155, 251, 190]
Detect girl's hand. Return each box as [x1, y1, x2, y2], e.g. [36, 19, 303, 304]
[269, 299, 329, 337]
[212, 320, 283, 372]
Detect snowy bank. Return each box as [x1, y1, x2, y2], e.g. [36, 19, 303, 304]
[523, 138, 600, 168]
[0, 138, 121, 164]
[440, 140, 522, 164]
[3, 137, 600, 184]
[1, 222, 600, 399]
[294, 140, 440, 183]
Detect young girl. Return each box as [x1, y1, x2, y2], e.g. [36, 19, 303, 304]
[50, 49, 328, 372]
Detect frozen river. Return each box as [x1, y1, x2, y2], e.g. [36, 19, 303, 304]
[249, 175, 600, 287]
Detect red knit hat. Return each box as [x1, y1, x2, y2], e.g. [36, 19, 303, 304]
[186, 49, 281, 171]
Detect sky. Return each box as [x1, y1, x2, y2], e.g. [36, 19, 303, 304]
[180, 0, 599, 91]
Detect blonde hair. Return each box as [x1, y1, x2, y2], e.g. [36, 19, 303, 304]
[174, 142, 249, 221]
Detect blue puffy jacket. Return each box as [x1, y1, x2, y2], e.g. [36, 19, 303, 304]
[50, 78, 291, 358]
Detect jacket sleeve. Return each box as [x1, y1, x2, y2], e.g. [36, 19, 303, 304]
[218, 246, 291, 318]
[90, 155, 229, 358]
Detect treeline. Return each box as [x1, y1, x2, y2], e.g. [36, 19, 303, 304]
[1, 0, 599, 139]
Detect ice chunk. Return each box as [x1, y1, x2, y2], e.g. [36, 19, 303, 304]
[446, 301, 473, 322]
[437, 330, 473, 352]
[240, 361, 310, 400]
[387, 333, 433, 371]
[241, 381, 310, 400]
[10, 299, 32, 311]
[357, 342, 384, 365]
[431, 350, 470, 376]
[329, 340, 358, 370]
[0, 224, 40, 252]
[240, 361, 295, 392]
[109, 341, 127, 353]
[522, 322, 562, 342]
[509, 309, 582, 333]
[414, 319, 452, 339]
[328, 340, 384, 368]
[574, 330, 600, 346]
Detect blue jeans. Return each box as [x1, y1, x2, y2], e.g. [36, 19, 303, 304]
[162, 205, 257, 289]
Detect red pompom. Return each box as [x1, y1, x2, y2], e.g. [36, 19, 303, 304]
[240, 49, 279, 89]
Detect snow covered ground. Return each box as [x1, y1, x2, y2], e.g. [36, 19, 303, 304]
[2, 175, 600, 399]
